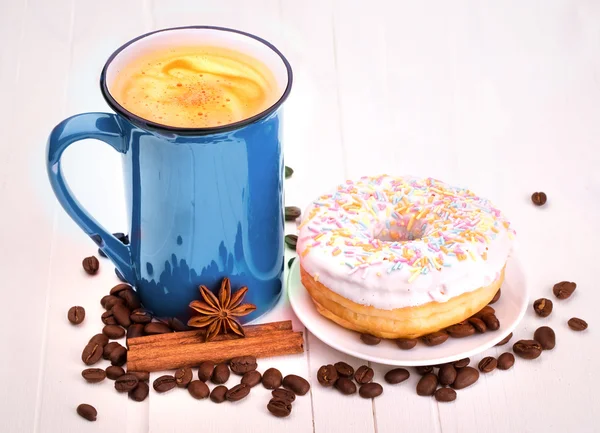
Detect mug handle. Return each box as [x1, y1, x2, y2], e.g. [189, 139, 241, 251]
[46, 112, 134, 284]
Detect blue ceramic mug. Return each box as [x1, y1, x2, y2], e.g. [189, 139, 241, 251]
[46, 26, 292, 322]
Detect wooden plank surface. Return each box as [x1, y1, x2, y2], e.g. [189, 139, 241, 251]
[1, 0, 599, 432]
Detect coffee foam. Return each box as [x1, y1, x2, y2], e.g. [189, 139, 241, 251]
[110, 45, 279, 128]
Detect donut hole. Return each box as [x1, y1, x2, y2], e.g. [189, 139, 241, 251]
[372, 220, 425, 242]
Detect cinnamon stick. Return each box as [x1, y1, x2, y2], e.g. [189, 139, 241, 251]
[127, 329, 304, 372]
[127, 320, 293, 348]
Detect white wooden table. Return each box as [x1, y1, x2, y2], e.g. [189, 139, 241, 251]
[1, 1, 599, 432]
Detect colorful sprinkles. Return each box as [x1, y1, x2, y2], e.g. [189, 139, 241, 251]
[298, 175, 515, 283]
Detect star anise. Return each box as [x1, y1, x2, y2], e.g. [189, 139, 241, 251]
[187, 278, 256, 342]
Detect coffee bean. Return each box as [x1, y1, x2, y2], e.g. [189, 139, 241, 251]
[115, 374, 139, 392]
[112, 303, 132, 328]
[421, 331, 449, 346]
[230, 356, 257, 375]
[119, 288, 141, 310]
[438, 364, 457, 386]
[446, 322, 476, 338]
[67, 306, 85, 325]
[127, 323, 145, 340]
[129, 308, 152, 325]
[384, 368, 410, 384]
[268, 398, 292, 417]
[533, 298, 553, 317]
[481, 314, 500, 331]
[395, 338, 418, 350]
[452, 367, 479, 389]
[317, 364, 338, 387]
[88, 333, 109, 347]
[285, 206, 301, 221]
[103, 342, 120, 360]
[531, 191, 547, 206]
[100, 295, 112, 308]
[272, 388, 296, 402]
[175, 367, 193, 388]
[497, 352, 515, 370]
[81, 343, 103, 365]
[495, 332, 513, 346]
[188, 380, 210, 399]
[434, 387, 457, 402]
[453, 358, 470, 368]
[534, 326, 556, 350]
[282, 374, 311, 395]
[197, 361, 215, 382]
[513, 340, 542, 359]
[104, 297, 125, 311]
[82, 256, 100, 275]
[478, 357, 497, 373]
[241, 370, 262, 387]
[129, 309, 152, 325]
[110, 283, 131, 296]
[211, 362, 230, 384]
[284, 234, 298, 250]
[101, 310, 117, 326]
[129, 381, 149, 402]
[285, 166, 294, 178]
[472, 306, 495, 318]
[416, 373, 438, 396]
[81, 368, 106, 383]
[76, 404, 97, 422]
[168, 317, 191, 332]
[106, 366, 125, 380]
[416, 366, 433, 375]
[210, 385, 228, 403]
[288, 257, 296, 268]
[144, 322, 172, 335]
[468, 317, 487, 333]
[354, 365, 374, 384]
[226, 383, 251, 402]
[360, 333, 381, 345]
[129, 371, 150, 382]
[568, 317, 588, 331]
[334, 377, 357, 395]
[359, 382, 383, 398]
[262, 368, 283, 389]
[109, 345, 127, 366]
[102, 324, 125, 339]
[153, 375, 177, 393]
[553, 281, 576, 300]
[112, 232, 129, 245]
[333, 362, 354, 378]
[489, 288, 501, 304]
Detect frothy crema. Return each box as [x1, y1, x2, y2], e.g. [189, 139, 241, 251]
[110, 46, 279, 128]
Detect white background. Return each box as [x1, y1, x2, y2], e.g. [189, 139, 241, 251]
[1, 0, 599, 432]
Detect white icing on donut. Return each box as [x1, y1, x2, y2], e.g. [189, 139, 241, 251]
[297, 175, 515, 310]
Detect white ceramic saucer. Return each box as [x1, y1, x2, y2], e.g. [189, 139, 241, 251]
[287, 255, 528, 366]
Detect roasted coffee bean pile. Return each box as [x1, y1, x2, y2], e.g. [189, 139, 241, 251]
[316, 362, 383, 398]
[70, 259, 312, 421]
[144, 358, 309, 417]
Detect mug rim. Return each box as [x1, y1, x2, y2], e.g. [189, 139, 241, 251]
[99, 25, 293, 136]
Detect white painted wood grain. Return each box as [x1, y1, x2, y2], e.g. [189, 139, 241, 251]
[33, 1, 151, 432]
[0, 1, 71, 432]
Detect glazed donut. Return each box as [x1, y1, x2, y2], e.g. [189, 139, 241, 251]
[297, 175, 515, 339]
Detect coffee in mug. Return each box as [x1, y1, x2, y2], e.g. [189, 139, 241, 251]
[110, 45, 279, 128]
